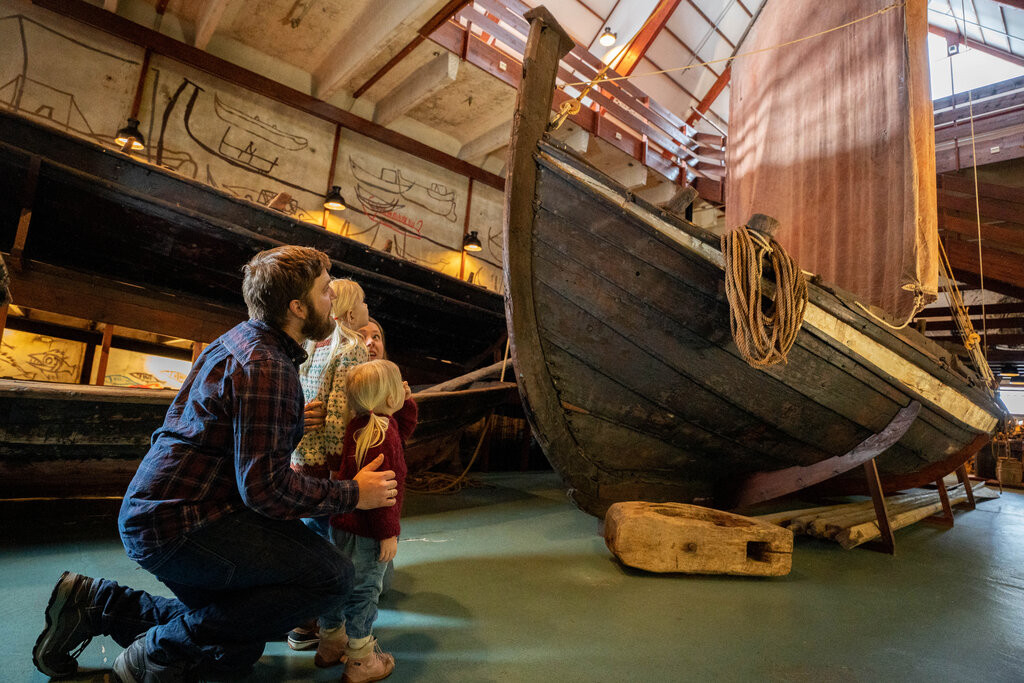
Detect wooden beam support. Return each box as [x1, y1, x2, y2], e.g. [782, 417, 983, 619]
[353, 0, 470, 99]
[194, 0, 231, 50]
[928, 24, 1024, 69]
[612, 0, 682, 76]
[916, 301, 1024, 318]
[10, 156, 41, 271]
[458, 117, 513, 164]
[935, 127, 1024, 173]
[687, 66, 731, 127]
[373, 52, 459, 126]
[313, 0, 425, 101]
[943, 236, 1024, 290]
[939, 212, 1024, 250]
[103, 0, 116, 10]
[3, 256, 244, 342]
[31, 0, 503, 190]
[95, 323, 113, 386]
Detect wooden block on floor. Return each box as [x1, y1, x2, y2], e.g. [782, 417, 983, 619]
[604, 502, 793, 576]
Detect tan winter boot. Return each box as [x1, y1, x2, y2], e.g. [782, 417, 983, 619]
[313, 624, 348, 668]
[342, 635, 394, 683]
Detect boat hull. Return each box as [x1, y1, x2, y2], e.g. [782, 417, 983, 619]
[509, 148, 999, 515]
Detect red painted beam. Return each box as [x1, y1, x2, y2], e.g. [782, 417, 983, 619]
[612, 0, 682, 76]
[928, 24, 1024, 69]
[686, 66, 730, 127]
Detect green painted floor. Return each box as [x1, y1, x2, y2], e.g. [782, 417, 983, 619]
[2, 472, 1023, 682]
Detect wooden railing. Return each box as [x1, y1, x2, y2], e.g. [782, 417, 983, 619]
[428, 0, 726, 185]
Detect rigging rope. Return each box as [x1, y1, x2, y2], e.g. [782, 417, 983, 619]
[721, 222, 808, 368]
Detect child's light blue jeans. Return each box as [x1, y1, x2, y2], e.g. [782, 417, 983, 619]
[318, 527, 387, 639]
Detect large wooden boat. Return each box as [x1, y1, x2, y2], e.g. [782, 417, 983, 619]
[0, 371, 517, 498]
[503, 8, 1005, 516]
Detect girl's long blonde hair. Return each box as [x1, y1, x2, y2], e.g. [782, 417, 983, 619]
[345, 360, 405, 468]
[300, 278, 365, 375]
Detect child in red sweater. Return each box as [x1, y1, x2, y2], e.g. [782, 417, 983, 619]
[314, 360, 416, 682]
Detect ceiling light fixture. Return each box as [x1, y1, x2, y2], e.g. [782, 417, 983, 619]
[599, 27, 617, 47]
[323, 185, 347, 211]
[463, 230, 483, 252]
[114, 117, 145, 152]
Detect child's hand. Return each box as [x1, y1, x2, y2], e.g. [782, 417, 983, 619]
[303, 400, 325, 430]
[379, 536, 398, 563]
[402, 381, 412, 401]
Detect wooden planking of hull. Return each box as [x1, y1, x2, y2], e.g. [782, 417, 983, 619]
[0, 377, 517, 498]
[503, 9, 1004, 517]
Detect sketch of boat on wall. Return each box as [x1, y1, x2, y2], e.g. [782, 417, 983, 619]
[0, 12, 138, 143]
[503, 7, 1005, 517]
[349, 158, 458, 224]
[155, 77, 323, 203]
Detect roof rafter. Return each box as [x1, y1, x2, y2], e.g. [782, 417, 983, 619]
[613, 0, 682, 76]
[929, 24, 1024, 69]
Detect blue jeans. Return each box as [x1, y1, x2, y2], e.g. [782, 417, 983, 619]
[99, 508, 352, 673]
[319, 528, 387, 640]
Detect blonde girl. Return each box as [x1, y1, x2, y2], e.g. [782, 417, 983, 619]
[313, 360, 416, 681]
[291, 278, 370, 478]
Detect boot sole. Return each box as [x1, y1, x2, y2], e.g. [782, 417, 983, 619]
[342, 661, 394, 683]
[32, 571, 81, 678]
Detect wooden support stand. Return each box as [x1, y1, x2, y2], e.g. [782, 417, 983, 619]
[924, 464, 975, 526]
[861, 458, 896, 554]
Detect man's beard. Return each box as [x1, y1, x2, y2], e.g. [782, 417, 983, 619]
[300, 300, 335, 342]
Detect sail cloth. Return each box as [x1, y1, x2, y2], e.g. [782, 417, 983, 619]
[725, 0, 937, 320]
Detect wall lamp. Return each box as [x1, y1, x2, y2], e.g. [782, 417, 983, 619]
[599, 27, 617, 47]
[463, 230, 483, 252]
[115, 117, 145, 152]
[323, 185, 347, 211]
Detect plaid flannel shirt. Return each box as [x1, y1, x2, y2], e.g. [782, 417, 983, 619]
[119, 319, 359, 560]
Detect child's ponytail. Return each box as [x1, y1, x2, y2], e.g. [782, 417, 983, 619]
[352, 413, 391, 468]
[345, 360, 406, 468]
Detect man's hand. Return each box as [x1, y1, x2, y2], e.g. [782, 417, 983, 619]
[379, 536, 398, 563]
[303, 400, 325, 430]
[354, 454, 398, 509]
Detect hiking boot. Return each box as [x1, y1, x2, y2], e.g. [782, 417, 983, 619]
[342, 637, 394, 683]
[313, 624, 348, 668]
[112, 634, 189, 682]
[32, 571, 98, 678]
[286, 619, 320, 651]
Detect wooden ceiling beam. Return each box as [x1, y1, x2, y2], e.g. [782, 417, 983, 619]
[613, 0, 682, 76]
[372, 51, 459, 126]
[928, 24, 1024, 69]
[313, 0, 429, 101]
[939, 212, 1024, 250]
[992, 0, 1024, 12]
[943, 237, 1024, 290]
[194, 0, 231, 50]
[458, 117, 513, 165]
[352, 0, 470, 99]
[687, 66, 730, 127]
[937, 188, 1024, 225]
[917, 301, 1024, 318]
[31, 0, 503, 189]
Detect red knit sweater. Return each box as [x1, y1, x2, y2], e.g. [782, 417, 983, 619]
[329, 398, 416, 539]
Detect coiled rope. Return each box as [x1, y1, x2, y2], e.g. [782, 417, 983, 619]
[721, 219, 808, 368]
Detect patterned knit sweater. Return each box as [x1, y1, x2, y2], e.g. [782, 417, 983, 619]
[291, 338, 369, 478]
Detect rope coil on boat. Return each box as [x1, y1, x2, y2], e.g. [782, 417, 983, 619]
[721, 218, 808, 368]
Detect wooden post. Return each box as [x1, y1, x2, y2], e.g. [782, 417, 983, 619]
[460, 178, 475, 280]
[862, 458, 896, 554]
[0, 302, 8, 340]
[957, 464, 976, 509]
[95, 323, 114, 386]
[10, 156, 41, 271]
[323, 123, 342, 229]
[925, 477, 955, 527]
